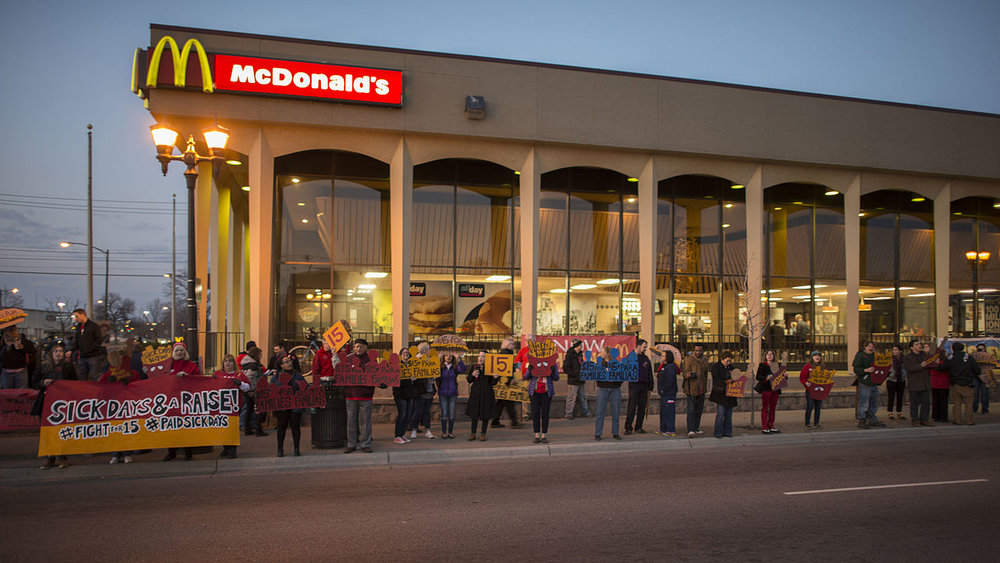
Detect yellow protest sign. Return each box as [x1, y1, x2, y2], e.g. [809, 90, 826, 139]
[484, 354, 513, 378]
[494, 375, 530, 403]
[140, 345, 171, 367]
[401, 346, 440, 379]
[808, 367, 835, 386]
[323, 321, 352, 352]
[528, 339, 556, 359]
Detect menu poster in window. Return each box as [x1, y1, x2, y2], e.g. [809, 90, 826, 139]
[456, 284, 511, 334]
[409, 281, 453, 334]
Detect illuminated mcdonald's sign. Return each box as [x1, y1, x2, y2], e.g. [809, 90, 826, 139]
[132, 35, 403, 106]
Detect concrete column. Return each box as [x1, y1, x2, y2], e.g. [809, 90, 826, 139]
[390, 138, 412, 352]
[212, 183, 231, 354]
[934, 183, 952, 340]
[745, 166, 764, 368]
[519, 148, 541, 337]
[195, 162, 212, 361]
[248, 129, 275, 356]
[845, 174, 862, 356]
[638, 157, 657, 344]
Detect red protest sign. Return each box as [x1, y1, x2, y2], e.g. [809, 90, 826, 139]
[770, 366, 789, 391]
[0, 389, 40, 431]
[254, 376, 326, 413]
[808, 379, 835, 400]
[38, 377, 240, 456]
[330, 350, 401, 387]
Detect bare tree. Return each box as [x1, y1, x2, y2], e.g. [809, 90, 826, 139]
[43, 298, 84, 338]
[734, 250, 770, 430]
[1, 290, 25, 308]
[98, 293, 136, 339]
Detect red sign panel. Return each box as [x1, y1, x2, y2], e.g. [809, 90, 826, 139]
[214, 54, 403, 106]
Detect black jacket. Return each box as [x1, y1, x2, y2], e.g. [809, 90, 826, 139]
[942, 352, 980, 387]
[709, 362, 737, 408]
[72, 320, 104, 358]
[562, 348, 582, 385]
[1, 335, 37, 375]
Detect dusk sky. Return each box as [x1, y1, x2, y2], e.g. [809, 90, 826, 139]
[1, 0, 997, 312]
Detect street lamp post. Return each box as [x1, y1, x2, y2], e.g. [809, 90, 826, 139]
[150, 123, 230, 361]
[60, 242, 109, 319]
[0, 287, 18, 307]
[965, 251, 991, 335]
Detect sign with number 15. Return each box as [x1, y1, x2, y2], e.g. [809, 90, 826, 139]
[323, 321, 351, 352]
[484, 354, 513, 378]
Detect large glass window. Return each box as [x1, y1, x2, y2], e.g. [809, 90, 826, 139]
[274, 150, 391, 345]
[536, 167, 636, 335]
[411, 159, 519, 340]
[949, 197, 1000, 336]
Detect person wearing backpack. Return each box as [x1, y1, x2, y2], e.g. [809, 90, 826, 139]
[940, 342, 981, 425]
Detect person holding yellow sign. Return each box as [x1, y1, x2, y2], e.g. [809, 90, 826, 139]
[799, 351, 827, 429]
[466, 353, 498, 441]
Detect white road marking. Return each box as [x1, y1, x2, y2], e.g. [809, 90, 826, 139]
[784, 479, 988, 496]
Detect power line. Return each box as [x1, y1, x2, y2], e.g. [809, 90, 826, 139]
[1, 201, 179, 215]
[0, 256, 175, 264]
[0, 193, 187, 206]
[0, 270, 174, 278]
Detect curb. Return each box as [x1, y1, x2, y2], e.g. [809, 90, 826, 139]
[4, 423, 999, 484]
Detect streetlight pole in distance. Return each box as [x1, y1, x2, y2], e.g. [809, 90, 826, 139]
[59, 242, 109, 319]
[0, 287, 18, 307]
[87, 124, 94, 319]
[150, 123, 230, 362]
[172, 193, 176, 341]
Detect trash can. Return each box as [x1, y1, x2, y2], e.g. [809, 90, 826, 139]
[311, 380, 347, 449]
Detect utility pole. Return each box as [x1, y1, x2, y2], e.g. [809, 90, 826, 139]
[172, 193, 177, 341]
[87, 124, 94, 318]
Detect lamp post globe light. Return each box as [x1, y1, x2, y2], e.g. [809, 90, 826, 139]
[59, 242, 110, 319]
[150, 123, 230, 361]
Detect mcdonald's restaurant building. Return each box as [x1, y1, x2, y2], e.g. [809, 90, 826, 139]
[135, 24, 1000, 369]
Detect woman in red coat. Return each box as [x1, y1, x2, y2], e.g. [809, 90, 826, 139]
[213, 354, 251, 459]
[163, 342, 202, 461]
[930, 351, 951, 423]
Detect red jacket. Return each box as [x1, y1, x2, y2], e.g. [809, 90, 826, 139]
[930, 367, 950, 390]
[168, 359, 202, 376]
[312, 348, 335, 384]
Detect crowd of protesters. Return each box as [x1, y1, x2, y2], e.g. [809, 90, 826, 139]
[2, 312, 996, 468]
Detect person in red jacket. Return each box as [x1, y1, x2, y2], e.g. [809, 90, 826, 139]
[930, 348, 951, 423]
[213, 354, 251, 459]
[163, 342, 202, 461]
[311, 339, 336, 384]
[799, 351, 827, 429]
[341, 339, 385, 453]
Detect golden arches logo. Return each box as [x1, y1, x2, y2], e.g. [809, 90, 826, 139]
[132, 36, 214, 97]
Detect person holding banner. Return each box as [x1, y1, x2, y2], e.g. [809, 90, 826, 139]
[563, 339, 591, 419]
[655, 349, 678, 437]
[312, 339, 336, 385]
[886, 344, 907, 420]
[973, 343, 992, 415]
[393, 348, 415, 444]
[213, 354, 251, 459]
[624, 339, 653, 435]
[411, 342, 437, 440]
[709, 351, 737, 438]
[594, 346, 623, 441]
[2, 324, 37, 388]
[100, 348, 143, 464]
[755, 349, 782, 434]
[524, 350, 559, 444]
[466, 354, 498, 441]
[272, 354, 308, 456]
[902, 339, 934, 427]
[343, 339, 379, 452]
[800, 351, 827, 429]
[34, 343, 75, 469]
[437, 353, 465, 439]
[852, 341, 885, 429]
[163, 342, 203, 461]
[240, 347, 268, 437]
[492, 338, 521, 428]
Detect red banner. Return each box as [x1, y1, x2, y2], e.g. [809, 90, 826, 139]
[254, 377, 326, 414]
[0, 389, 40, 431]
[38, 378, 240, 456]
[330, 350, 401, 387]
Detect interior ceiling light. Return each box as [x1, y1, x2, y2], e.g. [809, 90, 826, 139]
[731, 184, 744, 190]
[825, 190, 839, 196]
[570, 284, 597, 290]
[627, 177, 639, 183]
[225, 159, 242, 166]
[993, 200, 1000, 208]
[550, 288, 568, 293]
[364, 272, 389, 278]
[596, 278, 620, 285]
[899, 286, 915, 290]
[485, 275, 511, 282]
[979, 288, 998, 293]
[626, 197, 636, 203]
[306, 293, 314, 300]
[911, 195, 926, 202]
[878, 287, 896, 292]
[514, 171, 521, 175]
[858, 212, 866, 217]
[867, 296, 893, 301]
[241, 186, 250, 192]
[358, 283, 377, 290]
[291, 178, 301, 183]
[301, 219, 309, 223]
[908, 293, 935, 297]
[724, 203, 734, 208]
[792, 284, 827, 289]
[721, 223, 730, 228]
[773, 207, 782, 211]
[322, 293, 331, 299]
[297, 202, 305, 206]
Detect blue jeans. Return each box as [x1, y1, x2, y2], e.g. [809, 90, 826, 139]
[714, 404, 733, 437]
[439, 395, 457, 434]
[594, 386, 622, 437]
[857, 384, 879, 421]
[973, 378, 990, 413]
[805, 395, 823, 425]
[565, 383, 591, 417]
[659, 394, 676, 433]
[686, 394, 705, 433]
[394, 398, 414, 438]
[77, 356, 104, 381]
[346, 400, 372, 449]
[1, 369, 28, 389]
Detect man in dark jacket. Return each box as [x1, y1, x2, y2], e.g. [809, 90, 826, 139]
[709, 351, 737, 438]
[70, 308, 104, 381]
[625, 339, 652, 434]
[901, 339, 934, 426]
[941, 342, 980, 425]
[562, 339, 591, 419]
[852, 340, 885, 429]
[492, 338, 522, 428]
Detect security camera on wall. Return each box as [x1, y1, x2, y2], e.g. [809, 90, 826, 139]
[465, 95, 485, 119]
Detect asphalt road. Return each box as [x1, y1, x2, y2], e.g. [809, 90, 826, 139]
[2, 432, 999, 562]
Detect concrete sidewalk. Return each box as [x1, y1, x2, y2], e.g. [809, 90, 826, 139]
[2, 407, 996, 483]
